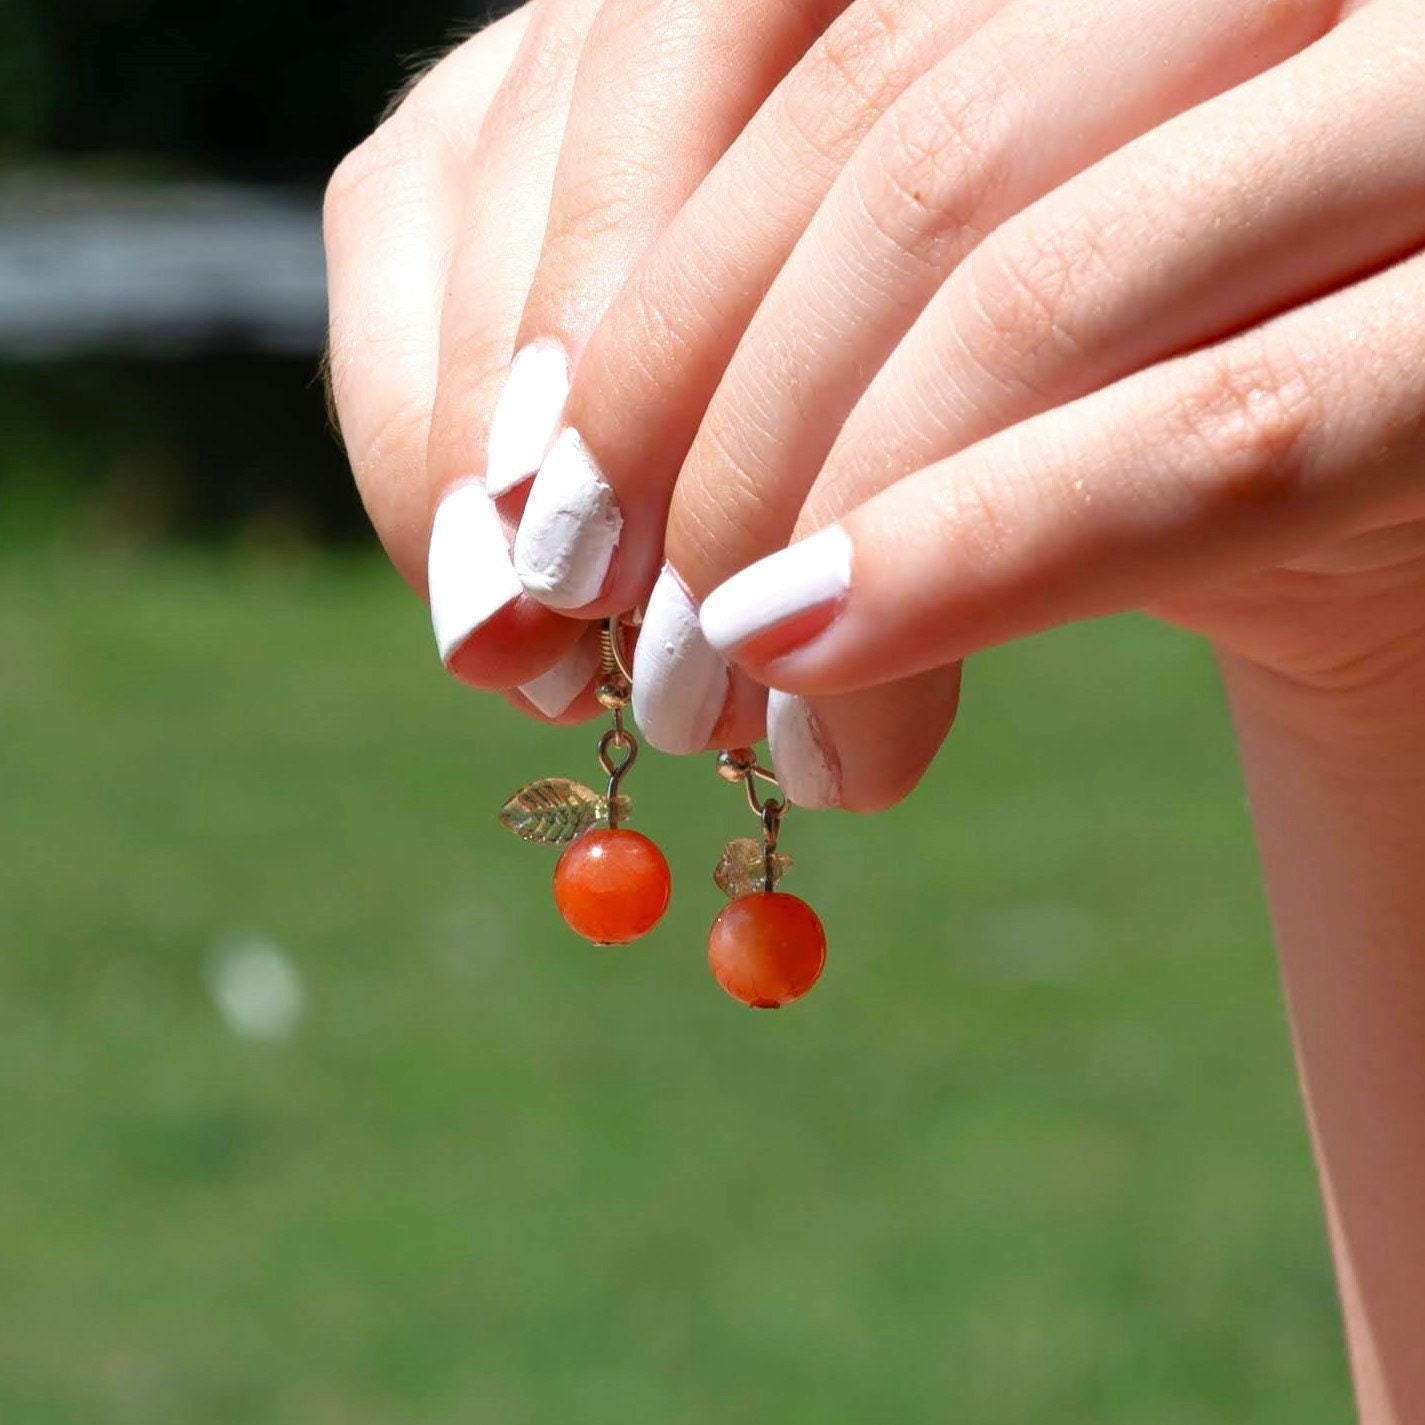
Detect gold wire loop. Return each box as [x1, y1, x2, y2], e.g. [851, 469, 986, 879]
[716, 747, 791, 889]
[744, 774, 787, 821]
[597, 727, 637, 777]
[598, 719, 638, 828]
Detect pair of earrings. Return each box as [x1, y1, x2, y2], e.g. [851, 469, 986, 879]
[498, 616, 827, 1008]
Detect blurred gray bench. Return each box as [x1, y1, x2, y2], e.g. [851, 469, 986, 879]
[0, 176, 326, 358]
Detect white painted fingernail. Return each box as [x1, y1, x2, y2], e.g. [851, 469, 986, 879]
[427, 482, 521, 662]
[632, 565, 729, 754]
[519, 635, 601, 718]
[485, 341, 570, 498]
[513, 428, 622, 609]
[699, 526, 853, 655]
[767, 690, 842, 809]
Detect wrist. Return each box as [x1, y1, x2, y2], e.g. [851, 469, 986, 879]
[1218, 646, 1425, 774]
[1215, 615, 1425, 1424]
[1211, 596, 1425, 779]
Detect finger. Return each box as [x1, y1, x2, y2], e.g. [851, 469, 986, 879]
[659, 0, 1338, 783]
[420, 0, 609, 692]
[619, 0, 999, 768]
[813, 0, 1425, 530]
[325, 5, 531, 587]
[448, 0, 853, 655]
[505, 0, 1009, 632]
[505, 626, 605, 723]
[498, 0, 851, 496]
[698, 249, 1425, 694]
[767, 669, 961, 812]
[774, 0, 1423, 808]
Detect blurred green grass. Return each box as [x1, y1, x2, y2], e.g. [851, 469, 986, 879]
[0, 551, 1349, 1424]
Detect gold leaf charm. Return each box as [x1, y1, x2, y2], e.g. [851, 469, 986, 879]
[498, 778, 630, 846]
[714, 837, 793, 898]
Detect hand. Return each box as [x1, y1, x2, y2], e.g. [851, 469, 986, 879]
[687, 0, 1425, 796]
[527, 0, 1422, 807]
[324, 0, 883, 722]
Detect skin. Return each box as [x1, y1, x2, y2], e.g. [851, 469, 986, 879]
[324, 0, 1425, 1414]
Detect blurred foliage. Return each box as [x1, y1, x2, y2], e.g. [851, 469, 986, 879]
[0, 554, 1349, 1421]
[0, 0, 528, 548]
[0, 359, 363, 554]
[0, 0, 516, 178]
[0, 0, 55, 152]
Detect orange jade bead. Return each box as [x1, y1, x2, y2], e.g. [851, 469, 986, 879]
[708, 891, 826, 1009]
[553, 828, 671, 945]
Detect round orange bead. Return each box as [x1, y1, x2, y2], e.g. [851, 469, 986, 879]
[553, 828, 671, 945]
[708, 891, 826, 1008]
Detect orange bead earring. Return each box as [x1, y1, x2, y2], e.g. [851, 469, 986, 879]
[499, 616, 670, 946]
[709, 749, 826, 1008]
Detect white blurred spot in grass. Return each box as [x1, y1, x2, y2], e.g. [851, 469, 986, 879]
[209, 933, 305, 1038]
[427, 895, 510, 980]
[969, 906, 1103, 984]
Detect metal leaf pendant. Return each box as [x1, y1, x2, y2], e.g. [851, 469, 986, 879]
[499, 778, 630, 846]
[714, 836, 793, 897]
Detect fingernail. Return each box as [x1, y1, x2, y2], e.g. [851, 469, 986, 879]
[767, 690, 842, 809]
[632, 565, 729, 754]
[519, 635, 601, 718]
[513, 428, 622, 610]
[428, 482, 522, 662]
[485, 341, 570, 498]
[699, 526, 852, 657]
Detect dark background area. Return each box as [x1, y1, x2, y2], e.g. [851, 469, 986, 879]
[3, 0, 503, 176]
[0, 0, 513, 551]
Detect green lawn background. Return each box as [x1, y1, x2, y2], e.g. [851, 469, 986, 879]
[0, 552, 1350, 1423]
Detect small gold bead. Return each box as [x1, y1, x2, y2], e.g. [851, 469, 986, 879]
[717, 747, 758, 782]
[595, 678, 629, 711]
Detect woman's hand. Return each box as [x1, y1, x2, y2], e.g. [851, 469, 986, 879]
[686, 0, 1425, 808]
[520, 0, 1422, 807]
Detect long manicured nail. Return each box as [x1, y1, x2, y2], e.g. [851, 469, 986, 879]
[485, 341, 570, 498]
[428, 482, 522, 662]
[699, 526, 852, 657]
[632, 565, 729, 754]
[767, 690, 842, 809]
[513, 428, 622, 610]
[519, 635, 600, 718]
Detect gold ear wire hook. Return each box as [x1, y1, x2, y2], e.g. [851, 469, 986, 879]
[596, 615, 637, 709]
[716, 747, 788, 817]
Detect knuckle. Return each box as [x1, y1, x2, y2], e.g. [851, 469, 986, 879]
[587, 0, 699, 49]
[324, 115, 442, 238]
[618, 274, 705, 384]
[324, 127, 404, 225]
[551, 150, 665, 249]
[1173, 352, 1319, 509]
[927, 458, 1018, 573]
[783, 0, 907, 157]
[494, 5, 587, 128]
[856, 71, 1001, 260]
[958, 218, 1101, 401]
